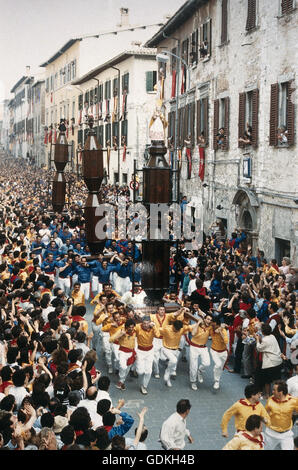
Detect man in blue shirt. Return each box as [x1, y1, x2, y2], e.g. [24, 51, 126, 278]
[31, 236, 44, 261]
[89, 254, 119, 295]
[59, 238, 74, 256]
[43, 240, 61, 260]
[72, 257, 93, 302]
[41, 253, 57, 280]
[56, 255, 74, 297]
[102, 408, 134, 440]
[113, 257, 133, 296]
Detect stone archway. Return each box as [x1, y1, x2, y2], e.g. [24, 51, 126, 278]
[232, 189, 259, 254]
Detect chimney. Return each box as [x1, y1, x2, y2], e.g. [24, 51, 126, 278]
[26, 66, 31, 76]
[118, 7, 130, 27]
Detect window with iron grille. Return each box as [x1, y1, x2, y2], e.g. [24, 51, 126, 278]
[246, 0, 257, 31]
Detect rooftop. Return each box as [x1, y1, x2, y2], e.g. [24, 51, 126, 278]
[72, 47, 157, 85]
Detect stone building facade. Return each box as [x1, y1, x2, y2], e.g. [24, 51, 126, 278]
[146, 0, 298, 264]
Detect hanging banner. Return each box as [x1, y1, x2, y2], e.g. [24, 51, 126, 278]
[198, 146, 205, 181]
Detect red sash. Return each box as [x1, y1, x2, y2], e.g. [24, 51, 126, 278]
[242, 432, 264, 449]
[119, 346, 137, 365]
[138, 345, 153, 351]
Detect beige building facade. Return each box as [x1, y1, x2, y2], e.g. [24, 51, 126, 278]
[146, 0, 298, 265]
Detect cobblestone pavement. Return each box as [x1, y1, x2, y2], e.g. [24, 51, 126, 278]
[85, 305, 258, 451]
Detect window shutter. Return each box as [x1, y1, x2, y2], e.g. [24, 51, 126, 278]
[178, 107, 184, 147]
[78, 94, 83, 110]
[184, 104, 189, 143]
[269, 83, 279, 146]
[203, 97, 209, 147]
[223, 96, 229, 150]
[251, 88, 259, 148]
[238, 92, 246, 148]
[196, 100, 201, 144]
[105, 123, 111, 145]
[281, 0, 294, 15]
[190, 102, 195, 147]
[207, 18, 212, 57]
[168, 112, 172, 140]
[221, 0, 228, 44]
[246, 0, 256, 31]
[99, 125, 103, 147]
[146, 71, 154, 92]
[213, 99, 219, 150]
[287, 81, 295, 146]
[122, 73, 129, 94]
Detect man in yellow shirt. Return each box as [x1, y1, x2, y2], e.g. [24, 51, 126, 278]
[264, 380, 298, 450]
[159, 317, 197, 388]
[71, 282, 85, 307]
[150, 305, 169, 379]
[222, 414, 265, 450]
[135, 316, 160, 395]
[96, 302, 118, 374]
[210, 318, 229, 390]
[101, 311, 126, 373]
[221, 384, 270, 437]
[188, 313, 213, 391]
[110, 319, 136, 391]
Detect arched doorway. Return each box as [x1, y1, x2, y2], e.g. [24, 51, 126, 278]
[232, 189, 259, 254]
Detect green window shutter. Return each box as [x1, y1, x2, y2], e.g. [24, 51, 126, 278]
[146, 71, 154, 92]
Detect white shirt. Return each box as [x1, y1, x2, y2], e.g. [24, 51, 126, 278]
[188, 279, 197, 296]
[41, 306, 55, 322]
[256, 335, 283, 369]
[121, 290, 147, 308]
[125, 438, 147, 450]
[160, 412, 190, 450]
[9, 385, 30, 409]
[39, 228, 51, 245]
[79, 398, 103, 429]
[96, 390, 112, 404]
[286, 375, 298, 398]
[187, 257, 197, 268]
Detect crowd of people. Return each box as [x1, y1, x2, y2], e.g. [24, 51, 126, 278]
[0, 155, 297, 451]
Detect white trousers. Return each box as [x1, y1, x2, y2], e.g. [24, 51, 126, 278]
[113, 274, 132, 296]
[102, 332, 112, 366]
[91, 276, 103, 294]
[112, 343, 120, 369]
[136, 347, 154, 388]
[58, 277, 71, 297]
[80, 282, 90, 302]
[161, 347, 180, 381]
[119, 350, 134, 383]
[152, 337, 163, 375]
[189, 345, 210, 383]
[264, 427, 294, 450]
[210, 348, 228, 383]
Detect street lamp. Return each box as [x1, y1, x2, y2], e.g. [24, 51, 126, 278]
[156, 50, 191, 202]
